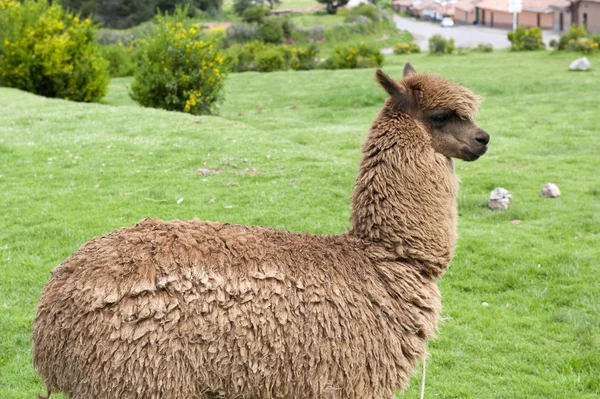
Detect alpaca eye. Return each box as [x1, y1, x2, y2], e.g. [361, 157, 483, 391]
[430, 114, 449, 124]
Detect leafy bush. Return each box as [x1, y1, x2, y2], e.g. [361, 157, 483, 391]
[475, 42, 493, 52]
[130, 9, 227, 114]
[322, 42, 384, 69]
[242, 7, 269, 24]
[225, 42, 317, 73]
[428, 34, 455, 54]
[226, 22, 261, 43]
[589, 34, 600, 46]
[99, 44, 137, 77]
[289, 45, 318, 70]
[393, 41, 420, 54]
[507, 26, 544, 51]
[95, 23, 154, 46]
[259, 18, 284, 43]
[557, 24, 586, 50]
[278, 17, 296, 39]
[566, 37, 598, 54]
[0, 0, 109, 102]
[256, 49, 285, 72]
[226, 41, 267, 72]
[234, 0, 254, 16]
[345, 3, 381, 23]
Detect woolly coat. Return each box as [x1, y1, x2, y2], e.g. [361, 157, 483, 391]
[32, 85, 460, 399]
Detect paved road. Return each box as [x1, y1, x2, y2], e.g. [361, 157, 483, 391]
[393, 15, 560, 50]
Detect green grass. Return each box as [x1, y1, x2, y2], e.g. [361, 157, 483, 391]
[1, 50, 600, 398]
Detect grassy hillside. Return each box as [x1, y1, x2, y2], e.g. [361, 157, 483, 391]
[1, 51, 599, 398]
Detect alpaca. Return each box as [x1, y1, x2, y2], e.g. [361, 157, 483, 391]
[32, 64, 489, 399]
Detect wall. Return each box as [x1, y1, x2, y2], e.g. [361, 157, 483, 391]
[478, 8, 555, 29]
[552, 9, 572, 31]
[519, 11, 554, 29]
[579, 1, 600, 32]
[455, 9, 477, 23]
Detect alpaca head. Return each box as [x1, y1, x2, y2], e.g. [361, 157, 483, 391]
[375, 64, 489, 161]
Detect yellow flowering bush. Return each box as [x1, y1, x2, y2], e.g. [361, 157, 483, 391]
[393, 41, 420, 55]
[131, 10, 227, 115]
[322, 42, 383, 69]
[0, 0, 109, 102]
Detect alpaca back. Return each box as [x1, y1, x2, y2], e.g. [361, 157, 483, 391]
[32, 218, 440, 398]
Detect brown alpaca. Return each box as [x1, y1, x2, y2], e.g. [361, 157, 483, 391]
[32, 64, 489, 399]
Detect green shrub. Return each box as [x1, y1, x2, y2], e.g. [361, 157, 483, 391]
[278, 17, 296, 39]
[428, 34, 455, 54]
[566, 37, 598, 54]
[99, 44, 136, 77]
[345, 3, 381, 23]
[0, 0, 109, 102]
[322, 42, 383, 69]
[476, 42, 493, 52]
[289, 45, 318, 70]
[95, 23, 154, 46]
[549, 38, 558, 49]
[393, 41, 420, 54]
[259, 18, 284, 43]
[242, 7, 269, 24]
[234, 0, 254, 16]
[507, 26, 544, 51]
[130, 9, 227, 114]
[225, 42, 317, 73]
[557, 24, 586, 50]
[589, 34, 600, 46]
[256, 49, 285, 72]
[225, 41, 266, 72]
[226, 22, 261, 43]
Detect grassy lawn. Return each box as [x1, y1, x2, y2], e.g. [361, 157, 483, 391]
[1, 50, 599, 398]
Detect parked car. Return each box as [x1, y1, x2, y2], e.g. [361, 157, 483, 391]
[441, 17, 454, 27]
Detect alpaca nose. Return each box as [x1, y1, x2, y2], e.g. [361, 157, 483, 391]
[475, 130, 490, 146]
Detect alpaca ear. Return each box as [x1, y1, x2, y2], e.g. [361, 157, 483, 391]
[375, 69, 414, 113]
[403, 63, 416, 77]
[375, 69, 402, 97]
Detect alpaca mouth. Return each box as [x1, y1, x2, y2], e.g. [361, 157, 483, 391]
[463, 145, 487, 161]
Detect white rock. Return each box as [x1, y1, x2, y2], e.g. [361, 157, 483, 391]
[489, 187, 511, 201]
[569, 57, 591, 71]
[488, 198, 510, 210]
[541, 183, 560, 198]
[482, 302, 489, 306]
[489, 187, 512, 209]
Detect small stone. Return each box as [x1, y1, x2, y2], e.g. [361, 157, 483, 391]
[488, 198, 510, 210]
[196, 168, 213, 176]
[489, 187, 510, 201]
[482, 302, 489, 306]
[512, 219, 521, 225]
[569, 57, 591, 71]
[541, 182, 560, 198]
[489, 187, 511, 210]
[177, 198, 184, 204]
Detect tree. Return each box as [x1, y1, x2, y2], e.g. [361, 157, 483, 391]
[316, 0, 348, 14]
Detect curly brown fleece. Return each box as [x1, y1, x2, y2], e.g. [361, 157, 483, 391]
[32, 67, 481, 399]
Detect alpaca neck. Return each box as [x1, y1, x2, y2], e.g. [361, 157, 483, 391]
[349, 110, 458, 277]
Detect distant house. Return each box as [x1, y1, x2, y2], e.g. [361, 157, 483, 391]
[465, 0, 571, 30]
[454, 0, 479, 23]
[392, 0, 414, 13]
[393, 0, 599, 32]
[571, 0, 600, 32]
